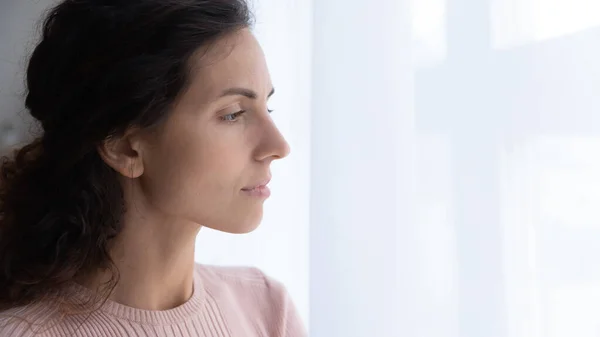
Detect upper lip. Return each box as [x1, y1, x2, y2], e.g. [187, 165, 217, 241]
[242, 177, 271, 190]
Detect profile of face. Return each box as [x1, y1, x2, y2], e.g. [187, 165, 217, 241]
[101, 28, 290, 234]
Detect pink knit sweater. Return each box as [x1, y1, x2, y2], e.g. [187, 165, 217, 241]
[0, 264, 306, 337]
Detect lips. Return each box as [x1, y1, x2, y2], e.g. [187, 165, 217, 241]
[242, 177, 271, 191]
[241, 177, 272, 198]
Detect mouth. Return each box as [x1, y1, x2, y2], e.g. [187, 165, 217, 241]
[242, 177, 271, 191]
[242, 177, 272, 198]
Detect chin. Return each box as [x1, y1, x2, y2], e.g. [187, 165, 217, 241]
[214, 221, 261, 234]
[232, 221, 261, 234]
[205, 209, 264, 234]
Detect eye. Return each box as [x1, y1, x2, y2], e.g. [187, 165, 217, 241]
[221, 110, 246, 122]
[267, 108, 274, 114]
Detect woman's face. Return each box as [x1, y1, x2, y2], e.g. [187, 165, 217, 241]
[135, 29, 289, 234]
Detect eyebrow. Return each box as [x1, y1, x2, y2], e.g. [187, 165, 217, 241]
[219, 87, 275, 100]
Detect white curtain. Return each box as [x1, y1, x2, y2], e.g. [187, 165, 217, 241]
[243, 0, 600, 336]
[3, 0, 600, 336]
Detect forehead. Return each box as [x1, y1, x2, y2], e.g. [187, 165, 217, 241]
[185, 29, 272, 103]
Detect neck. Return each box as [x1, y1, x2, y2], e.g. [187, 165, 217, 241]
[83, 211, 201, 311]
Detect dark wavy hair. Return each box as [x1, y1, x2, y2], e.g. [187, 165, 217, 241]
[0, 0, 253, 313]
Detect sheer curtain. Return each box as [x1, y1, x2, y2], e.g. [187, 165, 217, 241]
[244, 0, 600, 336]
[407, 0, 600, 336]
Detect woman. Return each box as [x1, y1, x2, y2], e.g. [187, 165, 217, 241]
[0, 0, 305, 336]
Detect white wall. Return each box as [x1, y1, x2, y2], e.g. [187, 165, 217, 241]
[0, 0, 47, 153]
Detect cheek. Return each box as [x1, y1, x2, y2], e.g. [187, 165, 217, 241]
[140, 125, 250, 221]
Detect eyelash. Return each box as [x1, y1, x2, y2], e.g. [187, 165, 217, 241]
[221, 110, 246, 122]
[221, 109, 274, 123]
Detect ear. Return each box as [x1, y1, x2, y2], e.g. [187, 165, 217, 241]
[97, 130, 144, 178]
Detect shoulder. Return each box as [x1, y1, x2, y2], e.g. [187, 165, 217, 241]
[195, 263, 289, 305]
[195, 263, 307, 336]
[196, 263, 283, 288]
[0, 304, 58, 337]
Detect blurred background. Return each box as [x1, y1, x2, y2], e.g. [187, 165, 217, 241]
[2, 0, 600, 336]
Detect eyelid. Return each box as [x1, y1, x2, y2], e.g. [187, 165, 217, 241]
[217, 103, 242, 116]
[220, 110, 246, 122]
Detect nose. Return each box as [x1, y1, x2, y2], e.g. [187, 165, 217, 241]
[254, 117, 290, 162]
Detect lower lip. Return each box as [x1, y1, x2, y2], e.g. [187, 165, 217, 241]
[242, 185, 271, 198]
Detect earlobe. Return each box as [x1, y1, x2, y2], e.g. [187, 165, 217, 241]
[97, 135, 144, 178]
